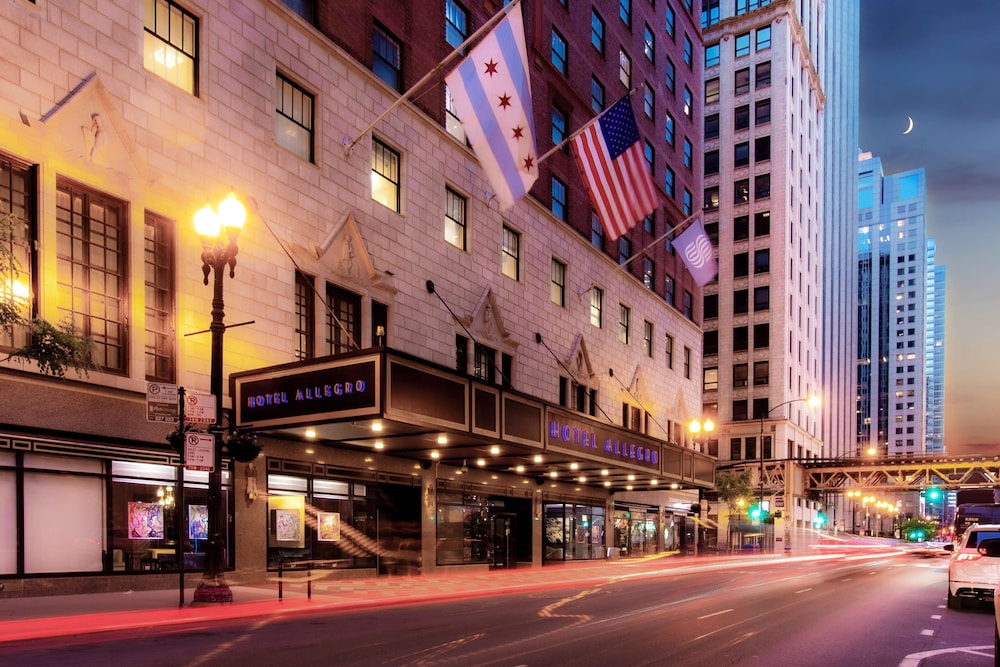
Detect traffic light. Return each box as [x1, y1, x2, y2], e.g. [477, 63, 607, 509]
[814, 512, 827, 527]
[927, 486, 942, 503]
[749, 504, 766, 521]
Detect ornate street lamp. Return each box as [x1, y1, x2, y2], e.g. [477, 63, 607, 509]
[192, 193, 245, 605]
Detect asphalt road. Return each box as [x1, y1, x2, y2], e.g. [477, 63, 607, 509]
[1, 550, 995, 667]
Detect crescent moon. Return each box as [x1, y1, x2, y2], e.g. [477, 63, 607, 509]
[903, 116, 914, 135]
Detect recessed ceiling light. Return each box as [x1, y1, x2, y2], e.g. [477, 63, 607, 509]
[437, 435, 448, 445]
[533, 455, 543, 463]
[490, 446, 500, 455]
[549, 470, 558, 478]
[604, 481, 611, 487]
[627, 474, 636, 481]
[650, 479, 658, 486]
[476, 458, 486, 467]
[374, 441, 385, 450]
[579, 476, 587, 483]
[601, 469, 609, 476]
[372, 422, 383, 432]
[305, 448, 315, 455]
[570, 462, 579, 470]
[305, 429, 316, 439]
[430, 451, 440, 459]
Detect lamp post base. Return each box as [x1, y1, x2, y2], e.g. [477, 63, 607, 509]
[191, 576, 233, 605]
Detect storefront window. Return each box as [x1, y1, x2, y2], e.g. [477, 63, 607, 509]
[437, 491, 490, 565]
[0, 452, 14, 574]
[544, 503, 606, 561]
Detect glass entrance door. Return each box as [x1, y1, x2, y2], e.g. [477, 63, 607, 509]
[491, 514, 516, 569]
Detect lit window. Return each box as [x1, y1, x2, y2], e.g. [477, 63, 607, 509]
[445, 187, 467, 250]
[143, 0, 198, 95]
[591, 287, 604, 328]
[502, 225, 520, 280]
[144, 212, 175, 381]
[644, 25, 655, 61]
[618, 304, 630, 344]
[551, 258, 566, 307]
[371, 137, 400, 212]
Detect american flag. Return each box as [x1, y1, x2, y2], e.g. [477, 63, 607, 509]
[571, 96, 659, 241]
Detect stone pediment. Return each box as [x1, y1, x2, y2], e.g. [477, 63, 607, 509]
[460, 287, 515, 353]
[565, 334, 594, 381]
[288, 211, 396, 295]
[39, 72, 151, 184]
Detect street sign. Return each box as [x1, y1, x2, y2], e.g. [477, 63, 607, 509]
[184, 432, 215, 472]
[146, 382, 179, 422]
[184, 392, 217, 424]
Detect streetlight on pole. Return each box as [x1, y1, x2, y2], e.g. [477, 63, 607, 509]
[688, 417, 716, 556]
[758, 395, 820, 550]
[191, 192, 246, 605]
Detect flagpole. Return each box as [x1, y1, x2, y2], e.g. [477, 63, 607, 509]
[577, 207, 706, 296]
[343, 0, 523, 156]
[535, 86, 643, 168]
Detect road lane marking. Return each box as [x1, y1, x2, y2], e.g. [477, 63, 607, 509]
[930, 614, 941, 620]
[920, 629, 934, 636]
[795, 588, 813, 594]
[898, 645, 992, 667]
[697, 609, 734, 620]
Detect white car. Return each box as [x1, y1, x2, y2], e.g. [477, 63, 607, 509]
[970, 537, 1000, 667]
[944, 523, 1000, 610]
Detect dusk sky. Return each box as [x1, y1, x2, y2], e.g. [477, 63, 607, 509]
[859, 3, 1000, 454]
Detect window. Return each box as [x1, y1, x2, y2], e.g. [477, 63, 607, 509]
[665, 2, 675, 37]
[756, 26, 771, 50]
[502, 225, 520, 280]
[591, 10, 606, 54]
[143, 0, 198, 95]
[664, 273, 675, 306]
[643, 257, 655, 290]
[665, 334, 674, 369]
[733, 363, 748, 388]
[275, 73, 314, 162]
[591, 211, 605, 249]
[591, 77, 605, 113]
[735, 105, 750, 130]
[552, 105, 567, 146]
[734, 179, 750, 204]
[754, 173, 771, 199]
[326, 284, 361, 355]
[445, 85, 466, 142]
[754, 248, 770, 273]
[754, 210, 770, 236]
[755, 136, 771, 162]
[293, 271, 315, 361]
[551, 258, 567, 307]
[371, 137, 400, 212]
[644, 24, 655, 61]
[665, 112, 676, 145]
[618, 304, 630, 344]
[644, 140, 655, 172]
[56, 180, 126, 373]
[702, 296, 718, 322]
[644, 212, 655, 234]
[683, 189, 692, 215]
[735, 68, 750, 95]
[733, 401, 748, 422]
[373, 23, 402, 91]
[643, 86, 654, 119]
[704, 330, 718, 355]
[445, 0, 468, 50]
[734, 142, 750, 167]
[755, 61, 771, 87]
[620, 0, 631, 26]
[735, 32, 750, 57]
[665, 58, 676, 92]
[618, 236, 632, 265]
[683, 347, 691, 379]
[0, 154, 33, 352]
[756, 98, 771, 124]
[473, 343, 496, 383]
[683, 138, 692, 169]
[144, 212, 175, 382]
[734, 290, 748, 315]
[705, 43, 720, 68]
[702, 0, 720, 27]
[753, 361, 769, 386]
[280, 0, 314, 22]
[664, 167, 675, 198]
[445, 187, 467, 249]
[704, 367, 718, 391]
[552, 29, 568, 75]
[734, 252, 749, 277]
[753, 285, 770, 310]
[705, 114, 719, 140]
[705, 186, 720, 211]
[733, 325, 748, 351]
[590, 287, 604, 328]
[619, 49, 632, 88]
[705, 150, 719, 175]
[704, 221, 719, 244]
[551, 176, 567, 221]
[683, 87, 693, 119]
[734, 215, 749, 240]
[683, 35, 693, 67]
[705, 78, 719, 105]
[682, 291, 693, 319]
[753, 322, 769, 348]
[730, 437, 743, 459]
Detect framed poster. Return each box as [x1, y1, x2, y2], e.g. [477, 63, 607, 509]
[267, 495, 305, 547]
[188, 504, 208, 541]
[317, 512, 341, 542]
[128, 502, 164, 539]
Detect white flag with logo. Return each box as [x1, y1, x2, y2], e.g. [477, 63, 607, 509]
[674, 218, 717, 287]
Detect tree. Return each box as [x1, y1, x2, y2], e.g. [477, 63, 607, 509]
[900, 517, 939, 542]
[0, 210, 93, 377]
[715, 469, 754, 515]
